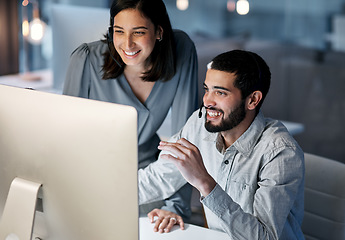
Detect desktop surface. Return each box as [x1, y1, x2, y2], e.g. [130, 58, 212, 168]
[139, 217, 229, 240]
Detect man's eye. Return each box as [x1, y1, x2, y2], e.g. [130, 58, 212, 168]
[114, 30, 124, 34]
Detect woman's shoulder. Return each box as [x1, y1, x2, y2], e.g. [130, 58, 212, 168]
[70, 40, 107, 60]
[173, 29, 196, 52]
[173, 29, 191, 40]
[172, 30, 197, 66]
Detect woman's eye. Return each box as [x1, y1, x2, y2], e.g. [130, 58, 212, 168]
[114, 30, 124, 34]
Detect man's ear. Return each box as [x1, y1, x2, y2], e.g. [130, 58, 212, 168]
[246, 91, 262, 111]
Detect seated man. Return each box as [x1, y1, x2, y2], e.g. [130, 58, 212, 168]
[138, 50, 305, 239]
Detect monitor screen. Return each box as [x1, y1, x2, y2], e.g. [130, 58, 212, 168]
[51, 4, 109, 91]
[0, 85, 138, 240]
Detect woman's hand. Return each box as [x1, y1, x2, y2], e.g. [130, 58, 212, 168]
[147, 208, 185, 233]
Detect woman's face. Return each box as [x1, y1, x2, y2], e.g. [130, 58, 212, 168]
[112, 9, 161, 68]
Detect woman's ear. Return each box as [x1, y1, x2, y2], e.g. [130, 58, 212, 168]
[156, 26, 164, 41]
[247, 91, 262, 111]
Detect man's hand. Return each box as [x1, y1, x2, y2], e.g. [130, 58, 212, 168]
[158, 138, 216, 197]
[147, 208, 184, 233]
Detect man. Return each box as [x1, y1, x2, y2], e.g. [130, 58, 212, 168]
[138, 50, 305, 239]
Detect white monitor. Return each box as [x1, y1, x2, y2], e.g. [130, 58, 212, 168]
[0, 85, 138, 240]
[51, 4, 109, 91]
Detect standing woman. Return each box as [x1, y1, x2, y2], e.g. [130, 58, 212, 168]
[63, 0, 198, 219]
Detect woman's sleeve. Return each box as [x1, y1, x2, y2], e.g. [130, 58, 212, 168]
[62, 43, 91, 98]
[170, 34, 199, 134]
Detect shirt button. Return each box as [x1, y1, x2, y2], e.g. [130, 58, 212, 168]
[224, 160, 229, 165]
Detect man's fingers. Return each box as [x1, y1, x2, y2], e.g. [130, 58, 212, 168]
[158, 140, 194, 160]
[159, 141, 185, 154]
[176, 138, 194, 148]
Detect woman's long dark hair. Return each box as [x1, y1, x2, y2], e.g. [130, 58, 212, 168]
[102, 0, 176, 82]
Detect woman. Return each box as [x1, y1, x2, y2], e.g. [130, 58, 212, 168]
[63, 0, 198, 221]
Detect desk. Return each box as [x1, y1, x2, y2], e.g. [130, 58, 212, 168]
[139, 217, 229, 240]
[0, 70, 53, 91]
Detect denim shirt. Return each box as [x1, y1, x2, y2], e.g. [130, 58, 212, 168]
[139, 110, 305, 240]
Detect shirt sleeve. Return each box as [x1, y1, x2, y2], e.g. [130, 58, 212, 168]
[161, 183, 193, 221]
[138, 130, 188, 205]
[201, 147, 304, 240]
[62, 43, 91, 98]
[138, 111, 201, 206]
[138, 159, 188, 205]
[170, 32, 199, 134]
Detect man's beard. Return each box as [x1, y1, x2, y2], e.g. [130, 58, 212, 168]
[205, 100, 246, 133]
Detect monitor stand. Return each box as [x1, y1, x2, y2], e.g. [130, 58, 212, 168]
[0, 177, 41, 240]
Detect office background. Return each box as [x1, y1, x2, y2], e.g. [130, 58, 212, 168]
[1, 0, 345, 164]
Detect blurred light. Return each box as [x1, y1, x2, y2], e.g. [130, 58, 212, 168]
[236, 0, 249, 15]
[22, 20, 29, 37]
[227, 0, 236, 12]
[22, 0, 29, 7]
[28, 18, 46, 44]
[176, 0, 189, 11]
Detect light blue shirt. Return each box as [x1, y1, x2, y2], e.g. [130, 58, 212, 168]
[139, 110, 305, 239]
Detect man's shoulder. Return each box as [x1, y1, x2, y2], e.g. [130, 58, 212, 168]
[182, 110, 204, 131]
[179, 109, 215, 142]
[261, 117, 303, 153]
[264, 118, 295, 139]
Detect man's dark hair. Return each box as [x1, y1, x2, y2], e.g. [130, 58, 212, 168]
[210, 50, 271, 113]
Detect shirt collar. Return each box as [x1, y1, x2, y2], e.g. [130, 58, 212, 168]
[203, 111, 266, 157]
[232, 111, 266, 157]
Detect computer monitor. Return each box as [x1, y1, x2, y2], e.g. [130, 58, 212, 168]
[0, 85, 138, 240]
[51, 4, 109, 91]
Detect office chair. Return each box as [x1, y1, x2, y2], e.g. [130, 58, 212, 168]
[302, 153, 345, 240]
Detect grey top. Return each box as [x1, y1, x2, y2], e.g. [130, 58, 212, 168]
[63, 30, 199, 168]
[139, 110, 305, 239]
